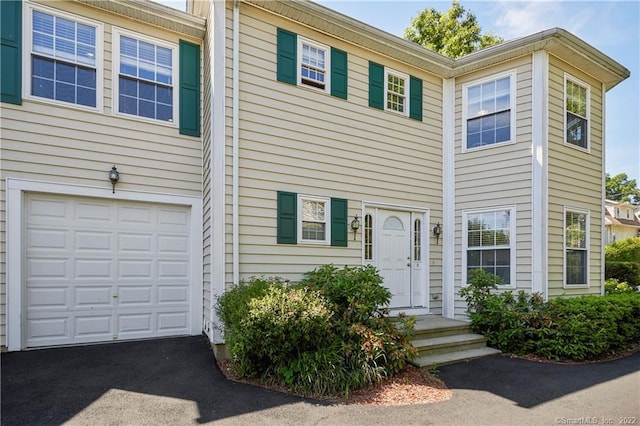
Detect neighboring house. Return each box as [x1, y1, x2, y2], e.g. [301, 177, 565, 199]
[604, 199, 640, 244]
[0, 0, 629, 351]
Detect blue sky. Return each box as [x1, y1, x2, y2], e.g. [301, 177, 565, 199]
[158, 0, 639, 181]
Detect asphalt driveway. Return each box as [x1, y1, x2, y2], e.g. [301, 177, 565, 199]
[2, 336, 639, 425]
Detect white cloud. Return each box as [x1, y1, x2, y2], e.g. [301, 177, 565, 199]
[490, 1, 593, 40]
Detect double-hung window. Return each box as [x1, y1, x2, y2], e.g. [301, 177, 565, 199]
[565, 209, 589, 286]
[464, 208, 515, 286]
[114, 29, 176, 122]
[565, 75, 589, 150]
[299, 196, 330, 243]
[385, 69, 408, 115]
[298, 38, 329, 91]
[463, 72, 515, 150]
[28, 6, 100, 108]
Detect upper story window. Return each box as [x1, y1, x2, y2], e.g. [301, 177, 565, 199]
[463, 71, 515, 151]
[565, 75, 590, 150]
[27, 5, 101, 109]
[565, 209, 589, 286]
[276, 29, 347, 100]
[464, 207, 515, 286]
[113, 29, 176, 123]
[385, 68, 408, 115]
[368, 62, 423, 121]
[298, 196, 330, 244]
[298, 38, 329, 92]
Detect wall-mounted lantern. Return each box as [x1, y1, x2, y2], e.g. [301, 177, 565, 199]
[109, 165, 120, 194]
[432, 222, 442, 245]
[350, 215, 360, 241]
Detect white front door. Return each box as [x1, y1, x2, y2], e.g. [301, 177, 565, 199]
[378, 210, 412, 308]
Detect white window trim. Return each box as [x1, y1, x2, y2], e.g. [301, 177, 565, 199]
[563, 206, 590, 288]
[563, 73, 591, 153]
[297, 195, 331, 244]
[462, 206, 517, 289]
[462, 70, 517, 153]
[23, 1, 104, 112]
[384, 67, 409, 117]
[297, 36, 330, 94]
[111, 27, 178, 126]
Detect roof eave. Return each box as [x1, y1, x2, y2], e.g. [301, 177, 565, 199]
[73, 0, 206, 39]
[452, 28, 629, 90]
[242, 0, 454, 77]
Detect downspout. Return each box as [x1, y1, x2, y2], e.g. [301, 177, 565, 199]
[601, 83, 606, 296]
[232, 0, 240, 285]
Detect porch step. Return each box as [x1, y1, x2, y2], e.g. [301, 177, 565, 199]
[404, 316, 500, 368]
[411, 333, 488, 357]
[411, 347, 502, 368]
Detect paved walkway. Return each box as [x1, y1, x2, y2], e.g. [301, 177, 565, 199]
[2, 336, 639, 425]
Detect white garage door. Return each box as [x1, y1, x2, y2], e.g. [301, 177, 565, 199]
[25, 193, 192, 347]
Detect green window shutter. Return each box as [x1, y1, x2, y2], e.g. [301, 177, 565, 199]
[1, 0, 22, 105]
[368, 61, 384, 109]
[277, 191, 297, 244]
[179, 40, 200, 137]
[330, 47, 347, 99]
[277, 28, 297, 85]
[330, 198, 348, 247]
[409, 75, 423, 121]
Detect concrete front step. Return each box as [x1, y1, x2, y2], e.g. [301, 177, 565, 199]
[410, 347, 502, 368]
[409, 316, 473, 340]
[411, 333, 488, 357]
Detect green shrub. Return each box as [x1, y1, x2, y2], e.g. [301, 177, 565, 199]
[605, 278, 637, 294]
[459, 271, 640, 361]
[216, 266, 417, 397]
[605, 261, 640, 287]
[605, 237, 640, 263]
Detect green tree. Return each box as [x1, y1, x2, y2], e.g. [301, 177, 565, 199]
[404, 1, 503, 59]
[606, 173, 640, 205]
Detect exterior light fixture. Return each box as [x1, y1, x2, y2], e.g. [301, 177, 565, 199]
[109, 165, 119, 194]
[350, 215, 360, 240]
[432, 222, 442, 244]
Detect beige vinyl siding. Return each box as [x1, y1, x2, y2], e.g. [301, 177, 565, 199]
[0, 1, 202, 347]
[224, 2, 235, 289]
[547, 54, 604, 297]
[233, 4, 443, 306]
[199, 0, 213, 329]
[453, 56, 534, 318]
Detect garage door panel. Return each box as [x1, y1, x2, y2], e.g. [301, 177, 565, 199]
[74, 286, 114, 308]
[158, 261, 188, 278]
[118, 286, 153, 305]
[75, 259, 114, 279]
[158, 235, 189, 254]
[25, 193, 193, 348]
[28, 317, 69, 343]
[158, 209, 189, 226]
[28, 287, 68, 308]
[28, 198, 68, 221]
[119, 205, 154, 225]
[157, 285, 189, 303]
[28, 229, 68, 250]
[28, 258, 69, 279]
[75, 315, 113, 339]
[75, 201, 113, 223]
[118, 260, 153, 278]
[75, 231, 113, 251]
[119, 233, 153, 252]
[157, 312, 189, 332]
[118, 314, 153, 335]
